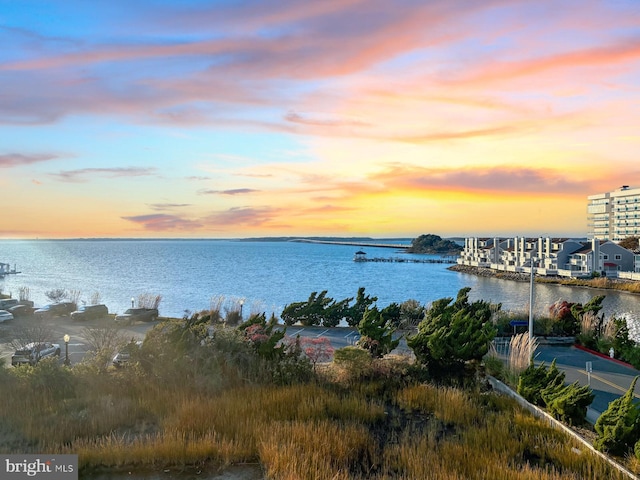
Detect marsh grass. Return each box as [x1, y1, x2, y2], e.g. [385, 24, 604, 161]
[537, 276, 640, 294]
[0, 349, 632, 479]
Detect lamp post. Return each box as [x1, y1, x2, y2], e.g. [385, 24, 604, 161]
[63, 334, 70, 366]
[239, 299, 244, 320]
[131, 297, 135, 308]
[528, 256, 537, 360]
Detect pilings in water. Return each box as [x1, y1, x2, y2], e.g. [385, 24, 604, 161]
[354, 256, 457, 264]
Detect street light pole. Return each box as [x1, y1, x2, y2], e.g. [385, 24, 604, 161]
[63, 334, 70, 366]
[131, 297, 135, 308]
[239, 299, 244, 320]
[528, 256, 536, 347]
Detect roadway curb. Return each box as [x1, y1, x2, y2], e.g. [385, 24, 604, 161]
[488, 376, 639, 480]
[574, 344, 637, 369]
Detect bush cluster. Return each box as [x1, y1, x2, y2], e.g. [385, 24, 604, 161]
[517, 360, 594, 425]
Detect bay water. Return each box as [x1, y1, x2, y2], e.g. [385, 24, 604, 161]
[1, 239, 640, 321]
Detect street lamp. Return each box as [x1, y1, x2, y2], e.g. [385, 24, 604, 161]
[528, 256, 537, 360]
[239, 299, 244, 320]
[63, 334, 70, 366]
[131, 297, 135, 308]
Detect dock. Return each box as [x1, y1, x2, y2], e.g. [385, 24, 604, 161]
[353, 256, 458, 264]
[0, 263, 20, 276]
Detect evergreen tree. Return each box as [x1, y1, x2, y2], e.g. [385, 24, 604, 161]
[594, 376, 640, 455]
[345, 287, 377, 327]
[356, 307, 400, 358]
[544, 382, 594, 425]
[407, 287, 497, 376]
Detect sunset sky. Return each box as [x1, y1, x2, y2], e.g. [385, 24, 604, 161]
[2, 0, 639, 239]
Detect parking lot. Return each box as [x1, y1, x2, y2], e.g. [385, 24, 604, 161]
[0, 313, 150, 367]
[0, 316, 413, 367]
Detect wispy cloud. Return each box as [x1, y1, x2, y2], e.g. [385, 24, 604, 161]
[50, 167, 157, 182]
[454, 37, 640, 86]
[148, 203, 191, 211]
[284, 111, 370, 128]
[121, 214, 202, 231]
[0, 153, 60, 167]
[371, 164, 594, 195]
[198, 188, 259, 195]
[203, 207, 283, 227]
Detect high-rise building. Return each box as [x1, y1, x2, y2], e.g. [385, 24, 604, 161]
[588, 186, 640, 241]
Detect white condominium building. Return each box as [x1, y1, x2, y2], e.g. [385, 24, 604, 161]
[588, 186, 640, 242]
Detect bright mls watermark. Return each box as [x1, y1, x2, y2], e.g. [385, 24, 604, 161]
[1, 455, 77, 479]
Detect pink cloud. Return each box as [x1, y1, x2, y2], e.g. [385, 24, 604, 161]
[198, 188, 260, 195]
[370, 164, 595, 195]
[148, 203, 192, 211]
[454, 37, 640, 86]
[0, 153, 60, 167]
[121, 214, 202, 231]
[203, 207, 282, 227]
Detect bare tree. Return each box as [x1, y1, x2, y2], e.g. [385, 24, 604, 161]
[9, 324, 57, 351]
[89, 291, 102, 305]
[45, 288, 67, 303]
[137, 293, 162, 310]
[81, 326, 130, 371]
[67, 289, 81, 307]
[18, 286, 30, 302]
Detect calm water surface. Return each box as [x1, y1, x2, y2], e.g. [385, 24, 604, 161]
[0, 239, 639, 319]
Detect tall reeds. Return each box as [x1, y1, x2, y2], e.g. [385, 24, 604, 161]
[508, 333, 539, 376]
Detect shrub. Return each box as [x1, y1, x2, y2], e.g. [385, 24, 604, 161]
[543, 381, 594, 425]
[408, 288, 497, 378]
[517, 361, 553, 406]
[333, 346, 373, 383]
[594, 376, 640, 455]
[356, 307, 399, 358]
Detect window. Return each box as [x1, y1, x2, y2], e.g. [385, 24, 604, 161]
[603, 255, 608, 260]
[615, 254, 622, 260]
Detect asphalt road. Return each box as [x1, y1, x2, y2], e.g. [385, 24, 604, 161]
[534, 343, 640, 418]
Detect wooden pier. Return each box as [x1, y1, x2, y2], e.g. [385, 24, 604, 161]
[0, 263, 20, 276]
[354, 256, 458, 264]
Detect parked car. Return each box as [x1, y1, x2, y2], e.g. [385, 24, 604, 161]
[0, 310, 14, 323]
[33, 302, 77, 318]
[70, 304, 109, 321]
[114, 308, 158, 325]
[112, 341, 142, 367]
[11, 342, 61, 366]
[0, 298, 19, 310]
[8, 304, 36, 317]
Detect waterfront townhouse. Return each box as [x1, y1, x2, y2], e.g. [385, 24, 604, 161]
[458, 236, 634, 278]
[565, 240, 634, 275]
[459, 237, 499, 267]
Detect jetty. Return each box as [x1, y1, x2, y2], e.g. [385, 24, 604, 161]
[0, 263, 20, 276]
[292, 239, 409, 249]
